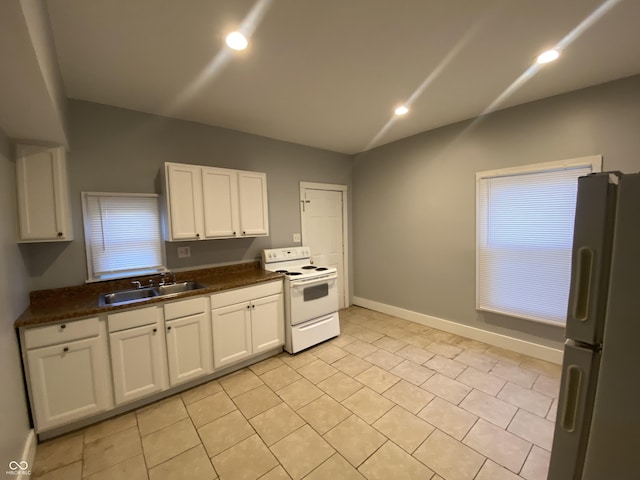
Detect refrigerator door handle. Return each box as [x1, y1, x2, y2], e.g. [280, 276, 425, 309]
[548, 342, 600, 480]
[571, 247, 594, 322]
[560, 365, 582, 432]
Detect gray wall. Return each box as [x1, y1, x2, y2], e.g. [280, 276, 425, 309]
[0, 129, 31, 468]
[353, 74, 640, 350]
[25, 100, 353, 290]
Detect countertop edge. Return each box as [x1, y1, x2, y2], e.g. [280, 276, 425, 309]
[16, 271, 283, 329]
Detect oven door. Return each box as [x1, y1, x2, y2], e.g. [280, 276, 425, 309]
[289, 273, 339, 326]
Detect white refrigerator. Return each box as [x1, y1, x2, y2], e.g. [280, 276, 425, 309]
[548, 171, 640, 479]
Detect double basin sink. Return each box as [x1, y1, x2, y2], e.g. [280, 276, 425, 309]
[99, 281, 207, 307]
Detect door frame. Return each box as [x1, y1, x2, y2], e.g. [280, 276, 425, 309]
[299, 182, 350, 308]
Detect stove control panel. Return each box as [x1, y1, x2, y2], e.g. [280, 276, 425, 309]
[263, 246, 311, 263]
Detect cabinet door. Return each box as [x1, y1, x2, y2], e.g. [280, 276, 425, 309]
[27, 336, 110, 431]
[110, 324, 168, 405]
[238, 171, 269, 236]
[166, 312, 213, 386]
[251, 294, 284, 354]
[202, 167, 239, 238]
[16, 145, 72, 242]
[165, 163, 203, 240]
[211, 302, 252, 369]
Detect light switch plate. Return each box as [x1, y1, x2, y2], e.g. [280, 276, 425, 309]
[293, 233, 301, 243]
[177, 246, 191, 258]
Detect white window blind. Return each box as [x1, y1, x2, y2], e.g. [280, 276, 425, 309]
[82, 193, 165, 281]
[476, 159, 599, 326]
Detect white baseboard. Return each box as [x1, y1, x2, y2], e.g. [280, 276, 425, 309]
[18, 429, 36, 479]
[352, 297, 563, 364]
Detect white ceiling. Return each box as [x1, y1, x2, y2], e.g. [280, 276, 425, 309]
[39, 0, 640, 154]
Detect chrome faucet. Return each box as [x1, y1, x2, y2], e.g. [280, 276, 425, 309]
[160, 271, 176, 286]
[131, 280, 142, 289]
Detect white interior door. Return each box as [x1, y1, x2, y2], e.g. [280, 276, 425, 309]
[300, 183, 348, 309]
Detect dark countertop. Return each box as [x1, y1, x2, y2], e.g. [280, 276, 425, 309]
[15, 261, 283, 328]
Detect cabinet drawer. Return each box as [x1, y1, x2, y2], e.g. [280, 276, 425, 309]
[24, 317, 100, 349]
[210, 280, 282, 309]
[164, 297, 206, 321]
[108, 306, 159, 332]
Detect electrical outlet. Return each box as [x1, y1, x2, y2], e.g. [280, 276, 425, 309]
[293, 233, 301, 243]
[177, 246, 191, 258]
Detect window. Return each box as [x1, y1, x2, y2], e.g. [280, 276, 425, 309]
[82, 192, 165, 282]
[476, 156, 601, 326]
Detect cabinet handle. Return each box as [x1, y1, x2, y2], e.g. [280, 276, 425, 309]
[153, 328, 157, 333]
[233, 231, 236, 235]
[242, 231, 246, 235]
[196, 233, 200, 238]
[246, 305, 250, 309]
[252, 304, 256, 309]
[60, 324, 66, 329]
[167, 326, 172, 331]
[57, 232, 63, 237]
[63, 347, 69, 352]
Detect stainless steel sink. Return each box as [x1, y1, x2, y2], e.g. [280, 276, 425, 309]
[99, 281, 207, 306]
[156, 281, 206, 296]
[100, 287, 158, 306]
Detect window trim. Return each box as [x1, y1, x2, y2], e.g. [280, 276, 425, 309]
[81, 191, 167, 283]
[475, 155, 602, 326]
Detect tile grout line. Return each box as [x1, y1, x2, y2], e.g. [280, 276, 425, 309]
[33, 306, 556, 479]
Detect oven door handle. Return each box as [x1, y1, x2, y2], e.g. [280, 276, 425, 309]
[290, 273, 337, 287]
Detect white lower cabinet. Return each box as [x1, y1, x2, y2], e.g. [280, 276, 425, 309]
[164, 297, 213, 386]
[211, 281, 284, 369]
[211, 302, 253, 369]
[24, 318, 112, 432]
[108, 307, 168, 405]
[251, 294, 285, 354]
[23, 280, 283, 433]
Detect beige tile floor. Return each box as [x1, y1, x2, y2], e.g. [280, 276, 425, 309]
[31, 306, 561, 480]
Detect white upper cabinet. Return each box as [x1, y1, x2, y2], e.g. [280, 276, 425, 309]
[164, 163, 204, 240]
[16, 144, 73, 242]
[202, 167, 239, 238]
[238, 171, 269, 236]
[163, 162, 269, 241]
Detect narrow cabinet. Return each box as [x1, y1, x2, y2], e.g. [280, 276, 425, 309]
[251, 294, 284, 354]
[164, 163, 203, 240]
[108, 307, 168, 405]
[211, 302, 252, 369]
[164, 297, 213, 386]
[202, 167, 239, 238]
[238, 171, 269, 236]
[16, 144, 73, 242]
[163, 162, 269, 241]
[23, 317, 112, 432]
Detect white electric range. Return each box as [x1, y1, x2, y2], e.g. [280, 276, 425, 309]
[262, 246, 340, 353]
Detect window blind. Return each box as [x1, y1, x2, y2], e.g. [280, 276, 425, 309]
[83, 193, 164, 281]
[477, 165, 592, 325]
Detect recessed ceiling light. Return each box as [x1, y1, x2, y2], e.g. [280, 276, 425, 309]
[536, 49, 560, 64]
[226, 32, 248, 51]
[395, 105, 409, 116]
